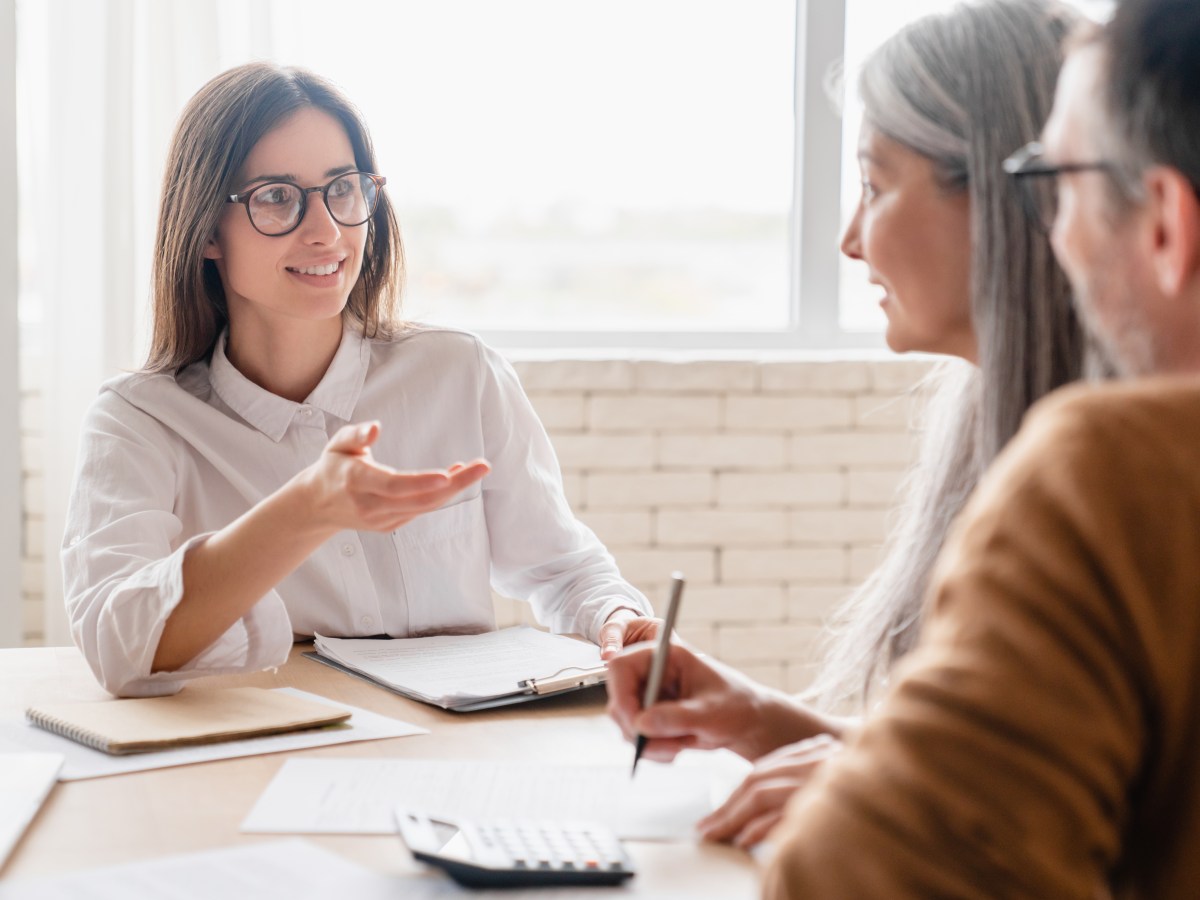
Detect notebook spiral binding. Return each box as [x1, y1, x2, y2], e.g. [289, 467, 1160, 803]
[26, 710, 111, 753]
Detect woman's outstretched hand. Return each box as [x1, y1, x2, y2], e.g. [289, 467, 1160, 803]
[297, 421, 490, 533]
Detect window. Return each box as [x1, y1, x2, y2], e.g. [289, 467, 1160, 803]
[273, 0, 855, 348]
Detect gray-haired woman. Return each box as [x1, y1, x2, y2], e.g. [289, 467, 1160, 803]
[606, 0, 1102, 848]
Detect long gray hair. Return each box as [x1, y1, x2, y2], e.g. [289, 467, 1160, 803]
[809, 0, 1094, 710]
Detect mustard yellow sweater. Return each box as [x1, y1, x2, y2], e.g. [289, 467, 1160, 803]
[765, 378, 1200, 899]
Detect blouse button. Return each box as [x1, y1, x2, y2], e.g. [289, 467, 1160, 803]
[341, 544, 355, 557]
[300, 406, 314, 417]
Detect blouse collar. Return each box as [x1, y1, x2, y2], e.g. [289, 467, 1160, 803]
[208, 324, 371, 442]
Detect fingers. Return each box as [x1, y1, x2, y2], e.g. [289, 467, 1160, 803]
[355, 459, 485, 499]
[313, 424, 493, 533]
[597, 611, 653, 661]
[349, 460, 491, 528]
[731, 811, 784, 851]
[327, 421, 380, 455]
[698, 778, 801, 846]
[607, 642, 720, 747]
[598, 619, 625, 661]
[449, 460, 491, 484]
[635, 696, 713, 742]
[605, 643, 659, 739]
[697, 736, 842, 846]
[391, 462, 490, 516]
[620, 617, 662, 647]
[638, 735, 693, 764]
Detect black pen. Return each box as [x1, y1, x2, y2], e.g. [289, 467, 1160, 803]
[631, 572, 685, 777]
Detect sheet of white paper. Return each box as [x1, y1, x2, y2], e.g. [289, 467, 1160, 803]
[0, 839, 406, 900]
[0, 837, 691, 899]
[315, 627, 602, 703]
[0, 752, 62, 868]
[0, 689, 426, 781]
[242, 758, 716, 840]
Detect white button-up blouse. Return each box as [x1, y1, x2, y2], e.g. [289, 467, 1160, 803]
[63, 325, 650, 696]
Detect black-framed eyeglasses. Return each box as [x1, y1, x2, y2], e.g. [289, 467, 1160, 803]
[227, 171, 387, 237]
[1003, 142, 1111, 232]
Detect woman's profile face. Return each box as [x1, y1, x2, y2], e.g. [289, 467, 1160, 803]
[841, 123, 976, 362]
[203, 106, 370, 333]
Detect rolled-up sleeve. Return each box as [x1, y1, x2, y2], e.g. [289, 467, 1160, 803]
[474, 343, 652, 642]
[63, 392, 292, 697]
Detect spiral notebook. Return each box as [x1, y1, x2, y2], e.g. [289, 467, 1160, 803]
[25, 687, 352, 755]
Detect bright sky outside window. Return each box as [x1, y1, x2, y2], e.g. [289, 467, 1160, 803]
[272, 0, 796, 333]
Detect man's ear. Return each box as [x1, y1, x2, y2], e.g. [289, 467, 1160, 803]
[1145, 165, 1200, 298]
[202, 234, 222, 261]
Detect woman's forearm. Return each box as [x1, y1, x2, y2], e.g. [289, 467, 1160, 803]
[736, 692, 861, 761]
[151, 476, 332, 672]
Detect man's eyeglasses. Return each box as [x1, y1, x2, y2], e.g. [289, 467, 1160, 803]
[227, 171, 386, 237]
[1003, 142, 1111, 232]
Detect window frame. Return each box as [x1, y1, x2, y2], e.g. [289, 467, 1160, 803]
[0, 0, 20, 646]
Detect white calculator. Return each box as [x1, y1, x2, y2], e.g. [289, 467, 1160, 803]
[395, 809, 637, 888]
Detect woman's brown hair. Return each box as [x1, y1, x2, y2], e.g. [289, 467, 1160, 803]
[144, 62, 403, 373]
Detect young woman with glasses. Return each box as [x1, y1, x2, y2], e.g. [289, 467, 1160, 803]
[62, 63, 654, 697]
[607, 0, 1107, 849]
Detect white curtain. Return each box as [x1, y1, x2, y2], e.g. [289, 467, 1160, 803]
[29, 0, 273, 643]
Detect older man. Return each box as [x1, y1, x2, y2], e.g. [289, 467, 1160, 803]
[607, 0, 1200, 895]
[762, 2, 1200, 893]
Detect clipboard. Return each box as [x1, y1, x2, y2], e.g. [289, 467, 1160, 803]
[303, 651, 608, 711]
[518, 664, 607, 696]
[303, 627, 610, 712]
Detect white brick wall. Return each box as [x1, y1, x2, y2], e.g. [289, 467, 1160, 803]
[505, 356, 929, 691]
[17, 354, 934, 687]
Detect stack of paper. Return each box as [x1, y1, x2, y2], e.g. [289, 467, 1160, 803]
[309, 627, 606, 711]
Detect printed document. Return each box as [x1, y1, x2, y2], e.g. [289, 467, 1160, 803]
[242, 758, 717, 840]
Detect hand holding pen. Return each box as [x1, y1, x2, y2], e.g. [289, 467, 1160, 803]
[607, 574, 795, 765]
[630, 572, 685, 776]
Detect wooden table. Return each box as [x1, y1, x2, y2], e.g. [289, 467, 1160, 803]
[0, 644, 758, 896]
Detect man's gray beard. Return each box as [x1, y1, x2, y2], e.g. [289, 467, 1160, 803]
[1074, 273, 1159, 377]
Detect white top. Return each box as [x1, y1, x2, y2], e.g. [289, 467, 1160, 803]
[62, 325, 650, 697]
